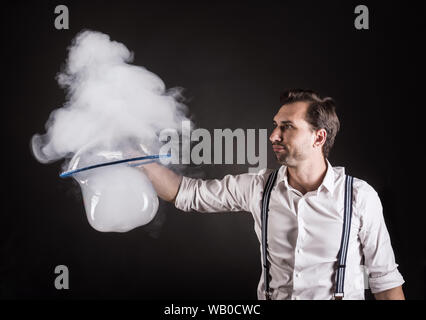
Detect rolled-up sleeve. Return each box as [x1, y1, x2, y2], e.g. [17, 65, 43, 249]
[174, 173, 256, 213]
[357, 182, 405, 294]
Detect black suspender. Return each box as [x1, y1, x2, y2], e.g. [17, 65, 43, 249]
[261, 169, 279, 300]
[260, 170, 354, 300]
[334, 175, 354, 300]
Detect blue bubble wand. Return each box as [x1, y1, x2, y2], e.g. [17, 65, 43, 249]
[59, 154, 171, 178]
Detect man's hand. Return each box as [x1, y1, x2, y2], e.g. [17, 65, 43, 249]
[123, 146, 183, 203]
[137, 162, 183, 203]
[373, 286, 405, 300]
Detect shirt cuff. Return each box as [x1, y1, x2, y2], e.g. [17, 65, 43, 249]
[368, 267, 405, 294]
[174, 176, 195, 212]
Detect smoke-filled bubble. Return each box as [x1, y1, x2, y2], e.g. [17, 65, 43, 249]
[31, 30, 190, 232]
[76, 165, 159, 232]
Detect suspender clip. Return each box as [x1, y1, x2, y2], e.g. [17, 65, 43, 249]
[264, 291, 272, 300]
[334, 293, 344, 300]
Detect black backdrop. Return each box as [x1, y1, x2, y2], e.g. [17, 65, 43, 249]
[1, 0, 423, 300]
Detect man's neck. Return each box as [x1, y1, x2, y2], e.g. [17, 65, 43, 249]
[287, 157, 328, 195]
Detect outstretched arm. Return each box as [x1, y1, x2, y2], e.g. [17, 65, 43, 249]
[134, 156, 256, 213]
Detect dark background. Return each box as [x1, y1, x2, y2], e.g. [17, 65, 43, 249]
[1, 0, 423, 300]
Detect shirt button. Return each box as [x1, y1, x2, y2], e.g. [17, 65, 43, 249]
[293, 296, 300, 300]
[295, 273, 300, 278]
[297, 248, 301, 254]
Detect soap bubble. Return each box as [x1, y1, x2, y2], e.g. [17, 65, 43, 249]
[76, 166, 158, 233]
[68, 148, 159, 232]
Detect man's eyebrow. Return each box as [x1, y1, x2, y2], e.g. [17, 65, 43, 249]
[272, 120, 295, 125]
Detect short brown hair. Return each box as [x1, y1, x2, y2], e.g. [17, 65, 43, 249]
[280, 89, 340, 158]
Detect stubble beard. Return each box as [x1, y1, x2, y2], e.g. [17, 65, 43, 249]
[274, 147, 305, 167]
[274, 148, 292, 167]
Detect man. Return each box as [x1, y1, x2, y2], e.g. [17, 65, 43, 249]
[138, 89, 405, 300]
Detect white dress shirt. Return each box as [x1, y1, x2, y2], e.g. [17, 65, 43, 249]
[174, 160, 404, 300]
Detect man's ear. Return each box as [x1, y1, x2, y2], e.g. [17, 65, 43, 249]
[314, 128, 327, 149]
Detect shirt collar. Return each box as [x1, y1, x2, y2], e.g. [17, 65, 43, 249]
[321, 159, 335, 193]
[276, 159, 335, 194]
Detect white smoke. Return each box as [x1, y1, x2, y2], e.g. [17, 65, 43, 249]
[31, 30, 190, 232]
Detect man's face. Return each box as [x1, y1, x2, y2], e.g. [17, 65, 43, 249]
[269, 102, 317, 166]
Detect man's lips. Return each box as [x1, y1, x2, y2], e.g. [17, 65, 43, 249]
[272, 145, 286, 151]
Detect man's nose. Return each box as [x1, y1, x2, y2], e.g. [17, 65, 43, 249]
[269, 127, 282, 143]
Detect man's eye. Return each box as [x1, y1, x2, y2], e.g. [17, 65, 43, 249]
[272, 123, 291, 130]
